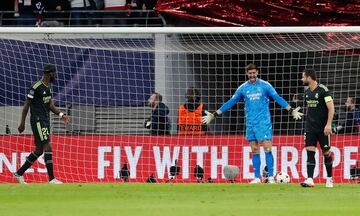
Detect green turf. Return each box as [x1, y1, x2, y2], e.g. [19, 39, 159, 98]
[0, 183, 359, 216]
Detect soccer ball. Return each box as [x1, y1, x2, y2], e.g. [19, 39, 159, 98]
[276, 172, 291, 184]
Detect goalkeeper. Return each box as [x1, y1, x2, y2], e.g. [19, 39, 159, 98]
[202, 64, 303, 184]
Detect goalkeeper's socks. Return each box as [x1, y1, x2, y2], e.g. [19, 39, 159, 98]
[265, 151, 274, 177]
[306, 150, 316, 178]
[16, 152, 40, 176]
[324, 153, 333, 177]
[44, 152, 55, 181]
[252, 153, 261, 179]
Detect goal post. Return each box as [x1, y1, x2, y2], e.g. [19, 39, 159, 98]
[0, 27, 359, 183]
[1, 26, 360, 33]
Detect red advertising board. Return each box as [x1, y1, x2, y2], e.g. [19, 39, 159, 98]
[1, 135, 359, 183]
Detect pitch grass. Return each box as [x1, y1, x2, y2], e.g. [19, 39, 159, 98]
[1, 183, 359, 216]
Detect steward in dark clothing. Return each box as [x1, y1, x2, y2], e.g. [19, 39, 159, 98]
[145, 92, 171, 135]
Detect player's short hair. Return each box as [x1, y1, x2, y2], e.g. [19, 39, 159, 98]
[246, 63, 258, 72]
[153, 92, 162, 102]
[303, 68, 317, 81]
[186, 87, 201, 102]
[43, 64, 56, 74]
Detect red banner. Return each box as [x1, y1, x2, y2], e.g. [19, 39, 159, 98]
[1, 135, 359, 183]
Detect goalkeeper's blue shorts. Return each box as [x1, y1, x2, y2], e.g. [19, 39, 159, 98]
[246, 123, 272, 142]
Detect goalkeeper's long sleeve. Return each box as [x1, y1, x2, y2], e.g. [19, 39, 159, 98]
[265, 82, 289, 108]
[218, 79, 289, 127]
[219, 86, 244, 113]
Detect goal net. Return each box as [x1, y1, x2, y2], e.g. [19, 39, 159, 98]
[0, 27, 359, 183]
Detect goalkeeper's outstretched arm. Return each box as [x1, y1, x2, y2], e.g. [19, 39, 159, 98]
[202, 82, 304, 125]
[266, 82, 304, 120]
[202, 87, 243, 124]
[271, 92, 303, 120]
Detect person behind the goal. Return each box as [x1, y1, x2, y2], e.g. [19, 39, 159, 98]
[14, 64, 70, 184]
[202, 63, 303, 184]
[177, 87, 209, 135]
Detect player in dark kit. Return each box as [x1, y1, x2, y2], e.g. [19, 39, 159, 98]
[300, 69, 334, 188]
[14, 64, 70, 184]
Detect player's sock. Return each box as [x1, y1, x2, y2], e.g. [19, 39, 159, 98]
[252, 153, 261, 179]
[16, 152, 40, 176]
[265, 151, 274, 177]
[324, 153, 333, 177]
[44, 152, 55, 181]
[306, 150, 316, 178]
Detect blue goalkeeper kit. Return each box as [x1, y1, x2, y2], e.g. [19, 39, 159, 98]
[219, 78, 288, 178]
[219, 79, 289, 142]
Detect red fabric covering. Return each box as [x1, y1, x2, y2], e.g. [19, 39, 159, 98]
[156, 0, 360, 26]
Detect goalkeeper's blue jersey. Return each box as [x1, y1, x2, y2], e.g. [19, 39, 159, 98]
[219, 79, 289, 127]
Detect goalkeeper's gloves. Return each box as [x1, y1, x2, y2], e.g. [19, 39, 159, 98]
[202, 111, 219, 125]
[289, 107, 304, 120]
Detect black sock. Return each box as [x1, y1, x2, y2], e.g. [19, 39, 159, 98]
[44, 152, 54, 181]
[307, 151, 316, 179]
[324, 153, 333, 177]
[16, 152, 40, 176]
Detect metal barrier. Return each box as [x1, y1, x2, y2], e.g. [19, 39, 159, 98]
[0, 10, 166, 27]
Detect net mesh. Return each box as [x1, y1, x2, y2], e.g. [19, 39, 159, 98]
[0, 29, 359, 183]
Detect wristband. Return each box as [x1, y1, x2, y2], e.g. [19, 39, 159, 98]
[288, 108, 294, 113]
[59, 112, 65, 118]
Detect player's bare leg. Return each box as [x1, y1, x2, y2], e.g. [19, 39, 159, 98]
[250, 141, 261, 184]
[263, 140, 275, 184]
